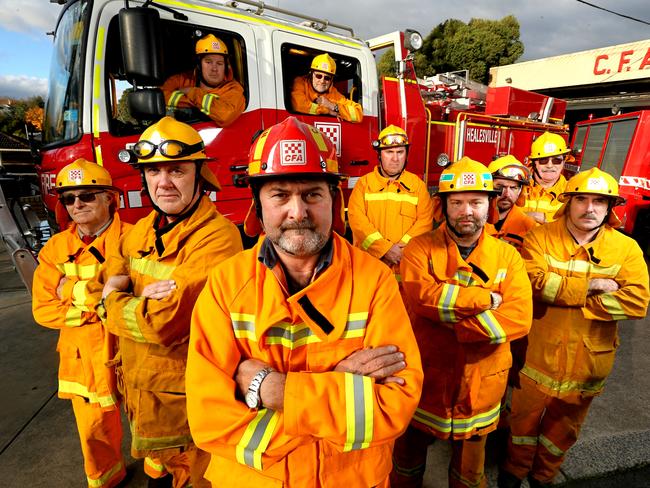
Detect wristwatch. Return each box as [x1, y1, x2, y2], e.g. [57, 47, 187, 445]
[245, 367, 275, 409]
[333, 104, 340, 113]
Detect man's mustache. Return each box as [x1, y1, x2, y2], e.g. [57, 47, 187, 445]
[280, 220, 316, 231]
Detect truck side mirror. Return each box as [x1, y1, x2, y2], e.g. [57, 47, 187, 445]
[119, 7, 164, 86]
[128, 89, 165, 119]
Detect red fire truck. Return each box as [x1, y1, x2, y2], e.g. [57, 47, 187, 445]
[1, 0, 569, 287]
[570, 110, 650, 253]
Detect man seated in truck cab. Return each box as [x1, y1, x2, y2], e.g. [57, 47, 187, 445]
[291, 53, 363, 123]
[162, 33, 245, 127]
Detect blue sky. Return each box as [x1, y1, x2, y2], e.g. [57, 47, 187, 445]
[1, 0, 648, 100]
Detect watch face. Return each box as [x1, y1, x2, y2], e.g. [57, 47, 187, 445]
[245, 390, 258, 409]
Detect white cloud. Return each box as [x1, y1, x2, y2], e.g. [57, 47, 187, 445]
[0, 75, 48, 99]
[0, 0, 61, 36]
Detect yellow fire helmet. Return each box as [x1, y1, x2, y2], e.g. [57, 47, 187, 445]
[195, 33, 229, 56]
[529, 131, 570, 160]
[56, 158, 118, 193]
[310, 53, 336, 75]
[373, 125, 409, 150]
[488, 155, 530, 185]
[131, 116, 221, 191]
[438, 156, 497, 194]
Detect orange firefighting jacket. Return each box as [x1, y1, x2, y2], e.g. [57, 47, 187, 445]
[520, 216, 649, 399]
[348, 167, 433, 265]
[162, 69, 245, 127]
[521, 175, 567, 223]
[96, 196, 243, 455]
[486, 206, 537, 252]
[33, 216, 131, 410]
[290, 75, 363, 123]
[400, 224, 532, 440]
[186, 233, 423, 487]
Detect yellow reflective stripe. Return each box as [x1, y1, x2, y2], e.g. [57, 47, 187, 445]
[451, 402, 501, 434]
[539, 434, 565, 456]
[413, 408, 452, 434]
[71, 280, 90, 311]
[343, 373, 373, 451]
[235, 409, 279, 470]
[87, 460, 124, 488]
[341, 312, 368, 339]
[201, 93, 220, 115]
[542, 272, 562, 303]
[58, 379, 118, 408]
[65, 306, 83, 327]
[309, 126, 329, 151]
[512, 435, 538, 446]
[599, 293, 628, 320]
[364, 193, 419, 205]
[309, 102, 319, 114]
[437, 284, 459, 322]
[131, 425, 193, 451]
[521, 365, 607, 394]
[494, 268, 507, 285]
[62, 262, 100, 280]
[129, 257, 176, 281]
[476, 310, 507, 344]
[231, 312, 256, 340]
[361, 231, 383, 251]
[123, 297, 146, 342]
[544, 255, 621, 277]
[401, 234, 412, 244]
[144, 457, 166, 474]
[264, 322, 320, 349]
[453, 269, 474, 287]
[252, 130, 270, 162]
[168, 90, 184, 109]
[348, 106, 359, 122]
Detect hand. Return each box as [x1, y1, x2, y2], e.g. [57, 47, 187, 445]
[56, 277, 68, 299]
[382, 244, 403, 266]
[490, 292, 503, 310]
[140, 280, 176, 300]
[102, 275, 131, 299]
[526, 211, 546, 224]
[588, 278, 619, 295]
[334, 345, 407, 385]
[316, 96, 337, 111]
[235, 359, 286, 412]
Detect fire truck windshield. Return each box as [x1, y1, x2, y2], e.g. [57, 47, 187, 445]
[43, 0, 89, 146]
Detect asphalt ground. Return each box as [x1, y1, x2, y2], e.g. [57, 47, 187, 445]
[0, 246, 648, 487]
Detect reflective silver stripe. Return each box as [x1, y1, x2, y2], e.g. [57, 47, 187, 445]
[413, 408, 452, 434]
[451, 402, 501, 434]
[265, 322, 319, 348]
[231, 312, 256, 340]
[539, 434, 565, 456]
[494, 268, 507, 284]
[341, 312, 367, 338]
[201, 93, 219, 115]
[168, 90, 184, 109]
[437, 283, 458, 322]
[453, 269, 474, 286]
[343, 373, 373, 451]
[58, 379, 118, 408]
[512, 435, 538, 446]
[235, 409, 279, 470]
[476, 310, 507, 344]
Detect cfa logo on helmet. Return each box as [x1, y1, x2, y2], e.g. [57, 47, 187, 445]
[280, 140, 307, 165]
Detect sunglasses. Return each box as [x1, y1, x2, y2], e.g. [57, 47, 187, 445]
[537, 156, 564, 166]
[133, 139, 204, 160]
[59, 191, 105, 206]
[313, 72, 333, 82]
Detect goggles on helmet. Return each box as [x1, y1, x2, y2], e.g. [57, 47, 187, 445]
[133, 140, 205, 160]
[380, 134, 408, 147]
[494, 164, 530, 182]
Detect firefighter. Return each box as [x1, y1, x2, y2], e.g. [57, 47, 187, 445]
[348, 125, 433, 276]
[522, 132, 571, 224]
[95, 116, 243, 488]
[162, 33, 245, 127]
[32, 159, 130, 488]
[290, 53, 363, 123]
[486, 155, 537, 251]
[499, 167, 650, 488]
[392, 157, 533, 488]
[185, 116, 423, 487]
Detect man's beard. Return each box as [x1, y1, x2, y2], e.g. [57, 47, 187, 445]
[448, 214, 487, 237]
[497, 198, 514, 212]
[267, 219, 330, 257]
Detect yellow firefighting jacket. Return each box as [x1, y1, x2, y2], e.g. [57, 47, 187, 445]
[290, 75, 363, 123]
[348, 167, 433, 263]
[186, 233, 423, 487]
[96, 196, 242, 456]
[486, 205, 537, 252]
[32, 216, 131, 410]
[520, 216, 649, 398]
[522, 175, 567, 223]
[400, 224, 532, 440]
[162, 69, 246, 127]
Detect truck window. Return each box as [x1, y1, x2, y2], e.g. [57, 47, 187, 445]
[600, 118, 638, 180]
[580, 123, 608, 172]
[282, 44, 362, 116]
[105, 16, 249, 135]
[572, 126, 588, 156]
